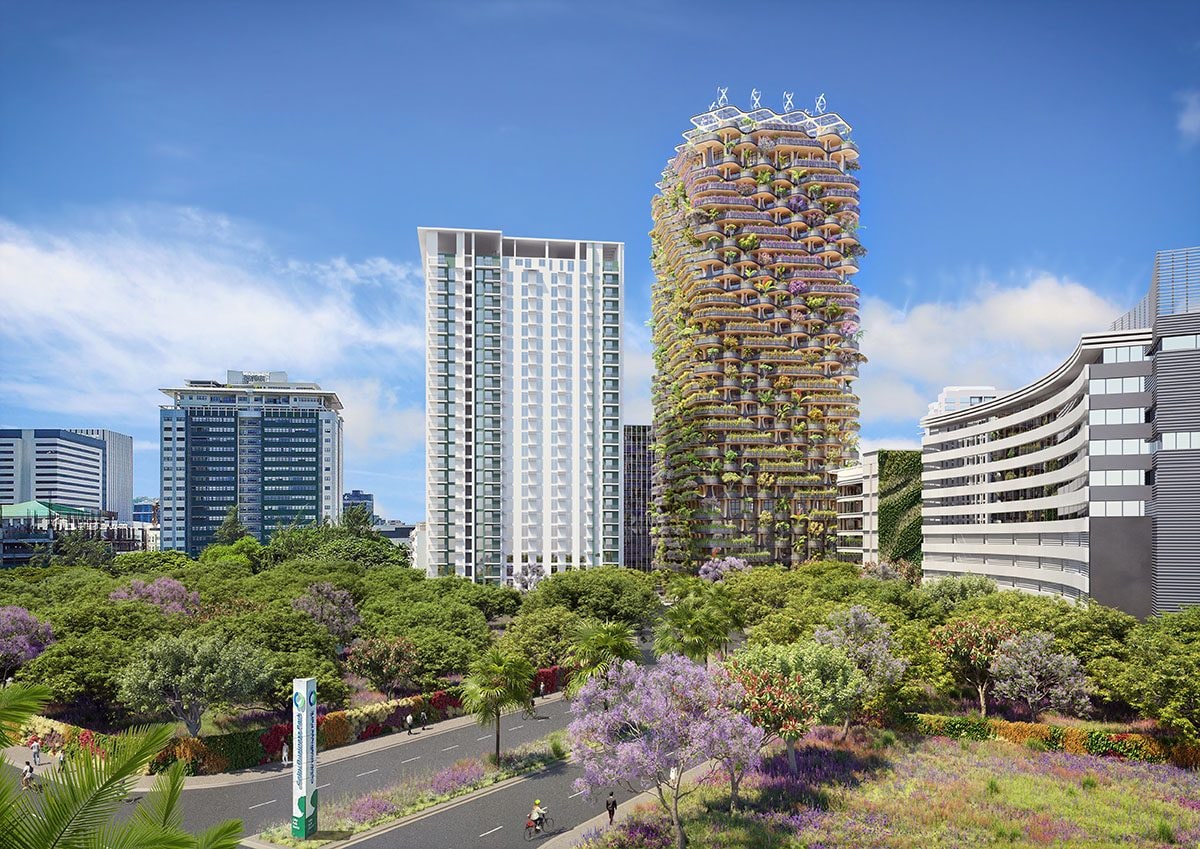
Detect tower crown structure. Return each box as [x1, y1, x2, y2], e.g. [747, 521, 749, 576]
[649, 97, 864, 569]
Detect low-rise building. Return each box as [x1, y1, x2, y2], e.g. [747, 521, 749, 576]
[920, 247, 1200, 617]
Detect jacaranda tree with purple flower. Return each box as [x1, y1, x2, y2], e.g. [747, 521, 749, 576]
[814, 605, 908, 735]
[109, 577, 200, 616]
[697, 556, 749, 583]
[990, 631, 1090, 720]
[292, 581, 361, 645]
[0, 606, 54, 680]
[569, 655, 761, 848]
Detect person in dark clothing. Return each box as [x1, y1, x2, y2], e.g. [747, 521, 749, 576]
[605, 792, 617, 825]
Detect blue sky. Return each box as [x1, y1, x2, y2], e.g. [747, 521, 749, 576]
[2, 0, 1198, 521]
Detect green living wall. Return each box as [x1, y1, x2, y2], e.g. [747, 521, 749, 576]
[877, 449, 922, 565]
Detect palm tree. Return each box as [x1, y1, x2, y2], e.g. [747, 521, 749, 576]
[563, 619, 641, 697]
[0, 683, 241, 849]
[653, 582, 740, 666]
[461, 647, 535, 764]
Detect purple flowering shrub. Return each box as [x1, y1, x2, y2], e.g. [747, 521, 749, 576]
[109, 577, 199, 615]
[990, 631, 1090, 720]
[430, 758, 485, 796]
[0, 606, 54, 676]
[698, 556, 749, 582]
[602, 810, 674, 849]
[344, 794, 396, 825]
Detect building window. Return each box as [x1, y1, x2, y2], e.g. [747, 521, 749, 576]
[1160, 431, 1200, 450]
[1160, 334, 1200, 352]
[1088, 376, 1146, 395]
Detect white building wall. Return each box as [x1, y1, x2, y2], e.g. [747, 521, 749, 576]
[420, 228, 622, 585]
[70, 429, 134, 522]
[0, 430, 105, 513]
[921, 331, 1153, 601]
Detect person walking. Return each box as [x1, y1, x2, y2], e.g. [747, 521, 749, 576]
[55, 748, 64, 772]
[539, 679, 546, 700]
[282, 742, 290, 766]
[419, 710, 427, 731]
[30, 740, 41, 767]
[605, 792, 617, 825]
[406, 713, 414, 735]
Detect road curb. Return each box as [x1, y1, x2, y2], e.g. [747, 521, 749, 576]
[140, 692, 565, 792]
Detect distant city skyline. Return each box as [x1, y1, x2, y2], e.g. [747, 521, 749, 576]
[2, 1, 1197, 520]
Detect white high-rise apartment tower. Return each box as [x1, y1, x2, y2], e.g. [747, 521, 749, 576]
[419, 228, 623, 585]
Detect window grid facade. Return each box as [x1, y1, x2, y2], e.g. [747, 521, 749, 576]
[159, 371, 343, 556]
[420, 228, 623, 585]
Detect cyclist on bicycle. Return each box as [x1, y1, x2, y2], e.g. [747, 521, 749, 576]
[529, 799, 548, 832]
[20, 761, 35, 791]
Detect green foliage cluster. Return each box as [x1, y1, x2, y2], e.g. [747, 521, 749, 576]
[875, 449, 922, 565]
[521, 567, 660, 627]
[715, 560, 1196, 736]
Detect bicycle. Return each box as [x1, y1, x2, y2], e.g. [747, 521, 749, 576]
[21, 775, 42, 793]
[524, 815, 554, 840]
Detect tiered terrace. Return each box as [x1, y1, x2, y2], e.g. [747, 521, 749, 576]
[649, 102, 865, 569]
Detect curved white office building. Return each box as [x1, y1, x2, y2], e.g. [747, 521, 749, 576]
[921, 247, 1200, 617]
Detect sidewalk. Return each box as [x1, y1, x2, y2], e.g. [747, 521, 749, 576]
[3, 692, 565, 792]
[541, 761, 713, 849]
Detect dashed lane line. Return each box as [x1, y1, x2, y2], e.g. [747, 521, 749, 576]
[248, 800, 275, 810]
[401, 756, 421, 764]
[478, 826, 504, 837]
[441, 745, 459, 752]
[355, 769, 379, 778]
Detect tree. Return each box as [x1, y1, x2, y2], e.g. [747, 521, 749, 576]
[568, 656, 762, 849]
[0, 682, 241, 849]
[654, 581, 740, 665]
[346, 636, 417, 698]
[497, 605, 582, 669]
[17, 630, 131, 716]
[521, 568, 660, 627]
[814, 605, 908, 733]
[213, 504, 250, 546]
[563, 618, 641, 697]
[109, 577, 200, 616]
[915, 574, 997, 619]
[0, 606, 54, 680]
[292, 581, 361, 644]
[43, 530, 114, 568]
[725, 655, 812, 774]
[338, 503, 376, 536]
[990, 631, 1089, 720]
[118, 632, 270, 736]
[460, 647, 534, 764]
[726, 641, 862, 772]
[1116, 606, 1200, 742]
[930, 618, 1016, 716]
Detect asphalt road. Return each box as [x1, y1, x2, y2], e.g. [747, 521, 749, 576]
[337, 757, 615, 849]
[128, 697, 576, 838]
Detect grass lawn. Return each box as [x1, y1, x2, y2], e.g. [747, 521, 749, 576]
[582, 732, 1200, 848]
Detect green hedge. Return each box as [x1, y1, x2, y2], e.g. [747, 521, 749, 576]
[909, 713, 1200, 769]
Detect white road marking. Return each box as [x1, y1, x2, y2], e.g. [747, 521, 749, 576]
[441, 744, 459, 752]
[317, 783, 330, 790]
[568, 789, 586, 798]
[536, 717, 549, 721]
[248, 799, 276, 810]
[355, 769, 379, 778]
[401, 756, 421, 764]
[509, 724, 525, 731]
[478, 826, 504, 837]
[477, 735, 490, 741]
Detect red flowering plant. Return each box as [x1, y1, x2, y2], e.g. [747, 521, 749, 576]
[930, 618, 1017, 717]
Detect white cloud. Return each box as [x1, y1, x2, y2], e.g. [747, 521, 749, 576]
[1177, 90, 1200, 146]
[857, 272, 1124, 429]
[0, 207, 429, 513]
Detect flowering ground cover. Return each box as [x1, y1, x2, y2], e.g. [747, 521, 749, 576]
[259, 732, 567, 847]
[580, 731, 1200, 848]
